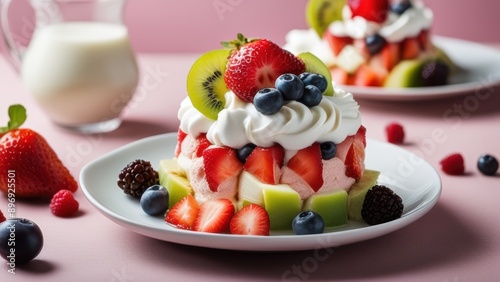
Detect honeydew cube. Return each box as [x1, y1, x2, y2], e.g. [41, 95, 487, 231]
[303, 190, 348, 228]
[159, 159, 193, 208]
[336, 45, 366, 74]
[347, 169, 380, 221]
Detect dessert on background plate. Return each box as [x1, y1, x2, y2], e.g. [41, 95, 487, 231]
[284, 0, 456, 88]
[117, 34, 404, 236]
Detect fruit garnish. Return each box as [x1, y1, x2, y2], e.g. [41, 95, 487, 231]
[361, 185, 404, 225]
[298, 85, 323, 107]
[365, 34, 386, 55]
[381, 42, 400, 71]
[193, 133, 211, 158]
[193, 198, 235, 233]
[0, 105, 78, 198]
[223, 33, 306, 103]
[383, 59, 424, 88]
[348, 0, 389, 23]
[253, 88, 285, 115]
[306, 0, 347, 37]
[320, 141, 337, 160]
[421, 60, 450, 86]
[292, 211, 325, 235]
[174, 129, 187, 157]
[401, 37, 420, 60]
[439, 153, 465, 175]
[390, 0, 412, 15]
[140, 184, 169, 216]
[158, 159, 193, 208]
[187, 49, 230, 120]
[50, 189, 79, 217]
[477, 154, 499, 176]
[303, 190, 348, 228]
[385, 122, 405, 144]
[344, 126, 366, 180]
[229, 204, 270, 236]
[0, 218, 43, 264]
[297, 52, 334, 96]
[165, 195, 200, 230]
[117, 159, 159, 198]
[236, 143, 256, 163]
[286, 143, 324, 191]
[347, 169, 380, 221]
[243, 144, 285, 184]
[275, 73, 304, 100]
[203, 146, 243, 192]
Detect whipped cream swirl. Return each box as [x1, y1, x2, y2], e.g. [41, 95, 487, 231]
[178, 89, 361, 151]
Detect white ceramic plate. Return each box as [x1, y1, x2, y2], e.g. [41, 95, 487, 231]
[340, 37, 500, 101]
[80, 133, 441, 251]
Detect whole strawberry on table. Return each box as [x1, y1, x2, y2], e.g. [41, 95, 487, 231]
[0, 104, 78, 198]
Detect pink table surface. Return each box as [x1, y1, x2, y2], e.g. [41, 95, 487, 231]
[1, 49, 500, 281]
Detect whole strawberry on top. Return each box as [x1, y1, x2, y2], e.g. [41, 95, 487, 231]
[222, 33, 306, 103]
[0, 105, 78, 198]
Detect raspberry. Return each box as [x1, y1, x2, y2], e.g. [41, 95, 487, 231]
[0, 210, 6, 223]
[385, 122, 405, 144]
[117, 159, 159, 198]
[440, 153, 465, 175]
[50, 190, 79, 217]
[362, 185, 404, 225]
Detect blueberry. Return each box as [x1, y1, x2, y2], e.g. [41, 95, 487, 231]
[320, 142, 337, 160]
[253, 88, 284, 115]
[298, 85, 323, 107]
[140, 185, 169, 216]
[478, 154, 499, 176]
[390, 1, 413, 15]
[292, 211, 325, 235]
[275, 73, 304, 100]
[299, 72, 328, 93]
[237, 143, 256, 163]
[365, 34, 386, 55]
[0, 218, 44, 264]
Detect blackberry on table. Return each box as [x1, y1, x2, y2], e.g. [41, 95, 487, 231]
[117, 159, 159, 198]
[362, 185, 404, 225]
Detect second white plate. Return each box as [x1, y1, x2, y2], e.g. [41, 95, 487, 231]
[341, 37, 500, 101]
[80, 133, 441, 251]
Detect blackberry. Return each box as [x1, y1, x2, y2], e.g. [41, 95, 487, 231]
[421, 60, 449, 86]
[117, 159, 159, 198]
[362, 185, 404, 225]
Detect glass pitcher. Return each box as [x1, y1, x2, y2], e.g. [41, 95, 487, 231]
[1, 0, 139, 133]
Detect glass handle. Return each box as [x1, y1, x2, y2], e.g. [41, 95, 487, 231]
[1, 0, 23, 72]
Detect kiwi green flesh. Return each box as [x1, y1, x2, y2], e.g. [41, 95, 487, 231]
[187, 49, 230, 120]
[306, 0, 346, 37]
[383, 59, 425, 88]
[297, 52, 334, 96]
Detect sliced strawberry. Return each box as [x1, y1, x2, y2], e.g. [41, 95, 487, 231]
[330, 67, 350, 85]
[193, 133, 211, 158]
[345, 139, 365, 180]
[348, 0, 389, 23]
[324, 32, 353, 56]
[194, 198, 235, 233]
[417, 29, 432, 51]
[224, 35, 306, 102]
[175, 129, 188, 157]
[401, 37, 421, 60]
[243, 144, 285, 184]
[382, 42, 400, 71]
[355, 125, 367, 147]
[353, 38, 370, 59]
[286, 143, 323, 192]
[230, 204, 270, 236]
[203, 146, 243, 192]
[165, 195, 200, 230]
[353, 65, 384, 87]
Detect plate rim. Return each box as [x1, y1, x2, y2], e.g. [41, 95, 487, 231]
[80, 133, 442, 251]
[340, 36, 500, 101]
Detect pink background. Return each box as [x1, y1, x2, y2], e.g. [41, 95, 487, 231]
[1, 0, 499, 54]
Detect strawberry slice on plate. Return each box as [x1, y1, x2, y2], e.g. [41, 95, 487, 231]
[230, 204, 270, 236]
[345, 126, 366, 180]
[203, 146, 243, 192]
[223, 34, 306, 103]
[165, 195, 200, 230]
[243, 144, 285, 184]
[286, 143, 324, 192]
[194, 198, 235, 233]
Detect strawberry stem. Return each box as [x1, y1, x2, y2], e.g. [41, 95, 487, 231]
[220, 33, 257, 50]
[0, 104, 27, 134]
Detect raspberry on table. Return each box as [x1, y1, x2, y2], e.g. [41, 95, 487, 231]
[440, 153, 465, 175]
[50, 190, 79, 217]
[117, 159, 159, 198]
[385, 122, 405, 144]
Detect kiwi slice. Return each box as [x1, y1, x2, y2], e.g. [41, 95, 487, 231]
[306, 0, 346, 37]
[187, 49, 230, 120]
[297, 52, 334, 96]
